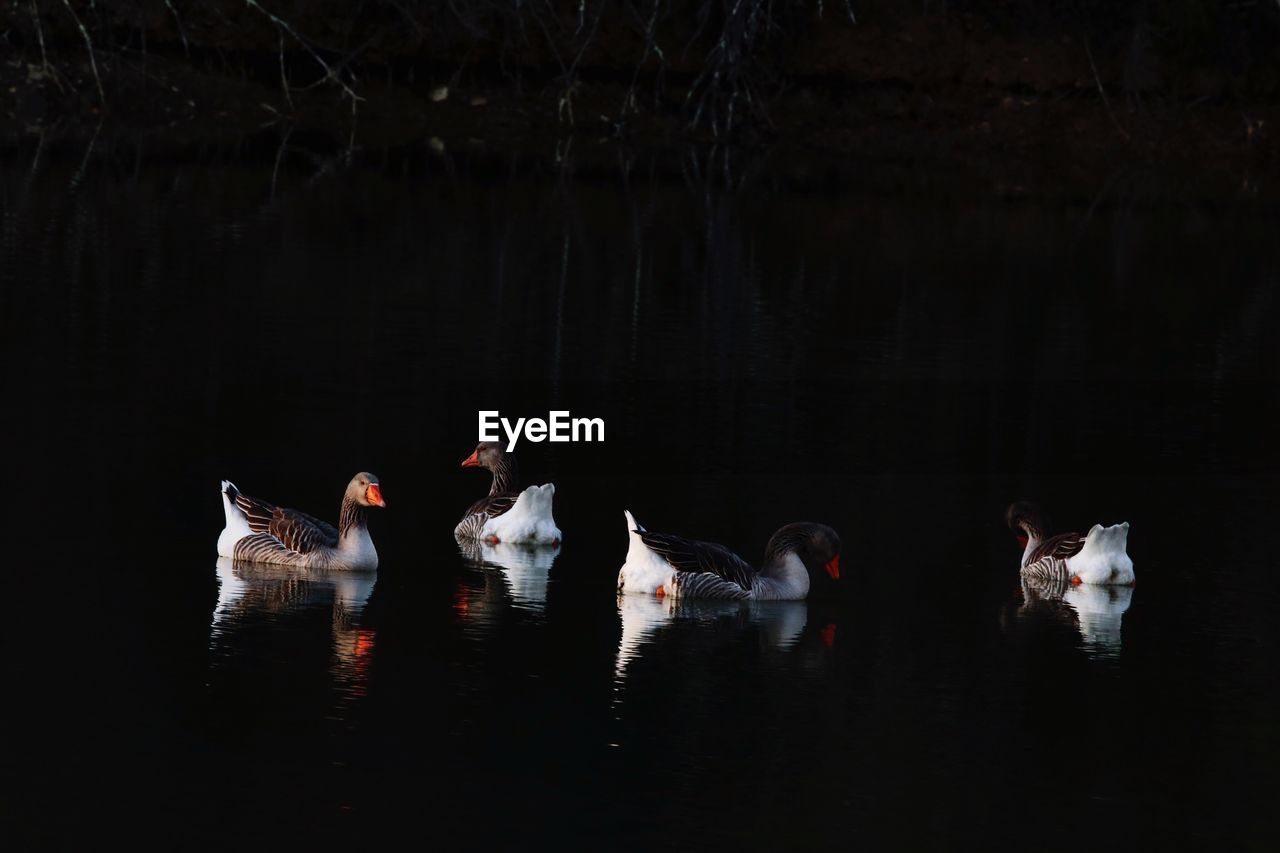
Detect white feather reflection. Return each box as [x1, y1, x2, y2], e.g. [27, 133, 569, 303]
[456, 538, 560, 611]
[1013, 575, 1134, 657]
[211, 557, 378, 701]
[1064, 582, 1134, 654]
[615, 595, 811, 681]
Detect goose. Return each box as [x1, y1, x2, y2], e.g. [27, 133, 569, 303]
[617, 511, 840, 601]
[455, 442, 561, 545]
[1005, 501, 1134, 586]
[217, 473, 385, 570]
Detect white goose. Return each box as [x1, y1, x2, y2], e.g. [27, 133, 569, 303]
[617, 511, 841, 601]
[217, 473, 385, 570]
[455, 442, 561, 546]
[1006, 501, 1134, 586]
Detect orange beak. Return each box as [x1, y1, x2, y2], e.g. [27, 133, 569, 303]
[365, 484, 386, 507]
[461, 449, 481, 468]
[824, 555, 840, 580]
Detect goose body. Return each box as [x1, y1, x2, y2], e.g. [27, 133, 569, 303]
[616, 511, 840, 601]
[217, 473, 385, 571]
[1007, 502, 1134, 586]
[455, 442, 561, 545]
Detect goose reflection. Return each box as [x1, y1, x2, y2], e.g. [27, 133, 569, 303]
[1011, 575, 1134, 657]
[1064, 582, 1134, 653]
[615, 595, 815, 681]
[211, 557, 378, 700]
[456, 538, 561, 611]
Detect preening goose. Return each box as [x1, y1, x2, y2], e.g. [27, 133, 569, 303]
[217, 473, 385, 570]
[455, 442, 561, 545]
[617, 511, 840, 601]
[1006, 501, 1134, 586]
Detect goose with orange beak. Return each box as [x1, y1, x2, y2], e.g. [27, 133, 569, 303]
[217, 472, 385, 570]
[617, 513, 841, 601]
[455, 442, 561, 546]
[1006, 501, 1134, 586]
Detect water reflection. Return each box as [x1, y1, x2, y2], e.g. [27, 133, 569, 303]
[1010, 576, 1135, 657]
[210, 557, 377, 702]
[456, 539, 561, 611]
[1064, 583, 1135, 654]
[615, 595, 814, 680]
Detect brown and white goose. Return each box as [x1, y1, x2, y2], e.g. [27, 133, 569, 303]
[617, 511, 841, 601]
[1006, 501, 1134, 586]
[217, 473, 385, 570]
[455, 442, 560, 546]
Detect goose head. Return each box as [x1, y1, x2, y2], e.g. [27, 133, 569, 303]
[460, 441, 505, 471]
[348, 472, 386, 508]
[765, 522, 842, 581]
[1005, 501, 1048, 547]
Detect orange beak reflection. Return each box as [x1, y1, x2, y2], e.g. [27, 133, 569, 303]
[461, 449, 481, 468]
[824, 555, 840, 580]
[366, 484, 386, 507]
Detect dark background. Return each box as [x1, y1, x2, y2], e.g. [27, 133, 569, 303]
[3, 127, 1279, 849]
[4, 1, 1280, 177]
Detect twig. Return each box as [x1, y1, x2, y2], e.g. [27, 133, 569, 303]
[620, 0, 665, 121]
[278, 29, 294, 110]
[270, 125, 293, 200]
[1083, 36, 1130, 142]
[68, 120, 102, 192]
[59, 0, 106, 104]
[28, 0, 51, 79]
[163, 0, 190, 55]
[28, 124, 47, 179]
[242, 0, 363, 105]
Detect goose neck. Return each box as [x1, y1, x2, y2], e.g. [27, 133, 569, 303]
[489, 455, 520, 496]
[339, 494, 368, 539]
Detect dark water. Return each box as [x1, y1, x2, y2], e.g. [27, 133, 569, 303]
[4, 138, 1279, 849]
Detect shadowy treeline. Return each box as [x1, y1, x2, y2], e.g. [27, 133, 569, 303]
[4, 1, 1279, 136]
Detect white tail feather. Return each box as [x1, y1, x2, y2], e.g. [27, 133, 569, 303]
[217, 480, 254, 558]
[481, 483, 561, 545]
[617, 510, 672, 594]
[1067, 522, 1135, 585]
[622, 510, 651, 565]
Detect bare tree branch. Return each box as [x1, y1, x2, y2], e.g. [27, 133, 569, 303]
[59, 0, 105, 104]
[242, 0, 363, 105]
[1084, 35, 1131, 142]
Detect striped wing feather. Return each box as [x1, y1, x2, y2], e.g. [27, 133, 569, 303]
[233, 532, 305, 565]
[235, 492, 339, 554]
[1027, 531, 1086, 564]
[1022, 556, 1071, 584]
[637, 532, 756, 592]
[466, 493, 517, 520]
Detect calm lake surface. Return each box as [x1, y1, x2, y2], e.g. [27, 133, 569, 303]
[3, 136, 1278, 849]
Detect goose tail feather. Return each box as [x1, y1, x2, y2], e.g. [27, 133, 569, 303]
[217, 480, 253, 558]
[1068, 522, 1135, 585]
